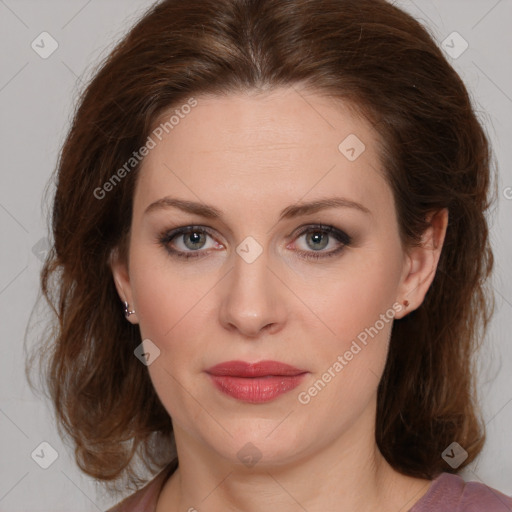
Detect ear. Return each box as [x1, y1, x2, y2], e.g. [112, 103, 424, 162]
[109, 247, 139, 324]
[394, 208, 449, 319]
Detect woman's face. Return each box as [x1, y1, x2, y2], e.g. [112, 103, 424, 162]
[112, 87, 441, 468]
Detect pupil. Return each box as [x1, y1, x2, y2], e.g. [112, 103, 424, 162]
[308, 231, 328, 250]
[185, 231, 204, 249]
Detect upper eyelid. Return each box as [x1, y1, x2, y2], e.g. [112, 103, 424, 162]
[161, 224, 349, 248]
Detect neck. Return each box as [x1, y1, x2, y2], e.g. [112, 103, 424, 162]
[157, 400, 431, 512]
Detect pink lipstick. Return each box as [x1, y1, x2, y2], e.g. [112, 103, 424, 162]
[205, 360, 308, 403]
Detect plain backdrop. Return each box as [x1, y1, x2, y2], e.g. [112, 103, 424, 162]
[0, 0, 511, 510]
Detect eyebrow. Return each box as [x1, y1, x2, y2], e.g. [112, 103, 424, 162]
[144, 196, 372, 220]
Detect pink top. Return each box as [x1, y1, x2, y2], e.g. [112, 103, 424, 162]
[107, 462, 512, 512]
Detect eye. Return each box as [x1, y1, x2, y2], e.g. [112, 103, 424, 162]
[157, 224, 351, 261]
[291, 224, 351, 261]
[158, 226, 223, 260]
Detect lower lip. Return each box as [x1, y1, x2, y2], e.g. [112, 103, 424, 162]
[208, 374, 307, 403]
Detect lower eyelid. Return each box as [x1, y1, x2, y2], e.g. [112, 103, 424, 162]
[167, 229, 218, 254]
[160, 225, 350, 258]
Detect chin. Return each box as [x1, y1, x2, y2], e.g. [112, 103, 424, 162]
[200, 420, 311, 469]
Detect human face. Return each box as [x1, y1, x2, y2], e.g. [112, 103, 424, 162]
[113, 87, 415, 468]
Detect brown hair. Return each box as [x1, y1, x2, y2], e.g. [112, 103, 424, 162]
[27, 0, 496, 488]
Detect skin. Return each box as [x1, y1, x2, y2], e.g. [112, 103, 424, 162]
[111, 86, 448, 512]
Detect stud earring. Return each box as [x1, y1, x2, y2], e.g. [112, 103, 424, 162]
[124, 301, 135, 318]
[403, 300, 409, 308]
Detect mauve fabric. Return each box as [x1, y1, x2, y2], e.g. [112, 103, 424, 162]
[106, 459, 178, 512]
[409, 472, 512, 512]
[106, 464, 512, 512]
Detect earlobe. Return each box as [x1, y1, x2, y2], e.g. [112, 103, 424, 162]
[109, 247, 139, 324]
[395, 208, 449, 319]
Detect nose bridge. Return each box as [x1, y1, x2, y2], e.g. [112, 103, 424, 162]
[219, 240, 286, 336]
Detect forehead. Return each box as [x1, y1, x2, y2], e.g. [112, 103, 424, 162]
[151, 87, 372, 155]
[134, 87, 392, 220]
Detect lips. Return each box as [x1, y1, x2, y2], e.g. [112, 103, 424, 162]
[206, 360, 306, 377]
[205, 360, 308, 403]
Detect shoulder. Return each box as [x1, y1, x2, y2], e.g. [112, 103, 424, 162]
[105, 459, 178, 512]
[460, 477, 512, 512]
[411, 472, 512, 512]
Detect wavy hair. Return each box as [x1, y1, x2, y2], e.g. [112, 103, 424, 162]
[26, 0, 496, 489]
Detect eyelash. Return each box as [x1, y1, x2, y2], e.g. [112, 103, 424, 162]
[157, 224, 352, 262]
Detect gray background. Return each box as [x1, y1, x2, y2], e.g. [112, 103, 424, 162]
[0, 0, 511, 510]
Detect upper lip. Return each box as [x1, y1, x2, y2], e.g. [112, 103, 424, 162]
[205, 360, 307, 377]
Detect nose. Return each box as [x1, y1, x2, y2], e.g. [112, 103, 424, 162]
[218, 247, 288, 339]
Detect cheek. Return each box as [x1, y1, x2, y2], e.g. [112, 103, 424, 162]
[129, 246, 213, 342]
[128, 248, 217, 409]
[300, 251, 401, 347]
[293, 246, 401, 406]
[295, 272, 396, 428]
[128, 253, 213, 423]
